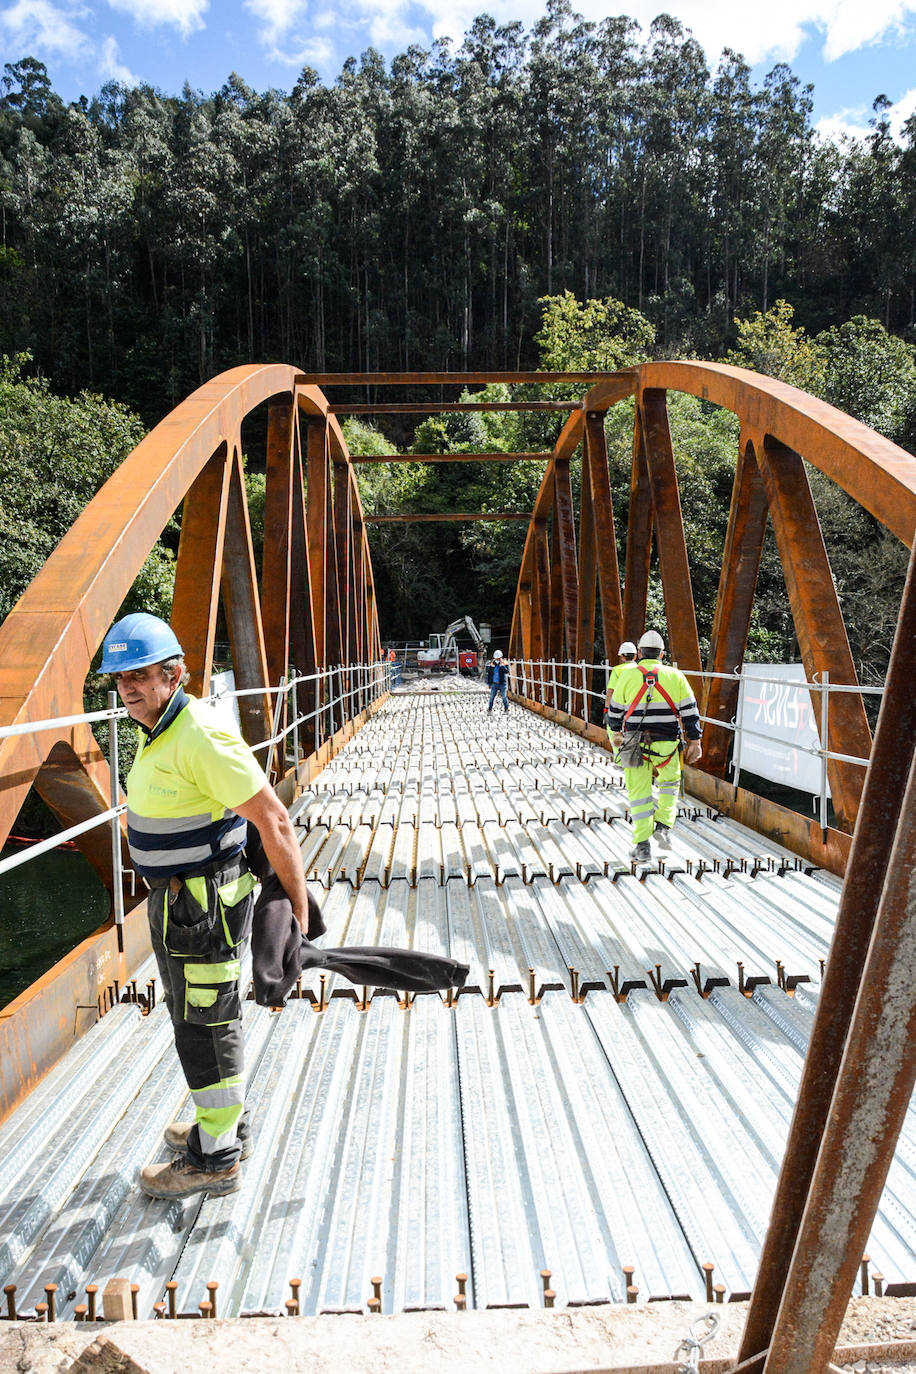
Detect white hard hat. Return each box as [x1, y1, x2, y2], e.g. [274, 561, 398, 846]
[618, 641, 637, 656]
[637, 629, 665, 653]
[493, 649, 503, 659]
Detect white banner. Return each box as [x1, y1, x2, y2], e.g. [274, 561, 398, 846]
[736, 663, 829, 797]
[208, 670, 243, 735]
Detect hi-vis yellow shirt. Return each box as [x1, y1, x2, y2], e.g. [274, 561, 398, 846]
[605, 657, 702, 743]
[125, 690, 266, 879]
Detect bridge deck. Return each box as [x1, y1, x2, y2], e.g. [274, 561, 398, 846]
[2, 684, 915, 1320]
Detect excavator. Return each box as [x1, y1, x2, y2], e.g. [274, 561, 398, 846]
[417, 616, 487, 675]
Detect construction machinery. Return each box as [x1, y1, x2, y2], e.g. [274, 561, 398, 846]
[417, 616, 487, 674]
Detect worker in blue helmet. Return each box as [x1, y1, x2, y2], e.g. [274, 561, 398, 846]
[101, 612, 309, 1200]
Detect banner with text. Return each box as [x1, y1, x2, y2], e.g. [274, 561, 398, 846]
[736, 663, 829, 796]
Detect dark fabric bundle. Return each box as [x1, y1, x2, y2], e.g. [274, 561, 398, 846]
[250, 867, 469, 1007]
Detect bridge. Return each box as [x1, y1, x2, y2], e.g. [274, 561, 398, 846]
[1, 364, 915, 1372]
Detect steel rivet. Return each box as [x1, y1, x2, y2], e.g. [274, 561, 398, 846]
[35, 1303, 48, 1322]
[199, 1301, 211, 1319]
[44, 1284, 57, 1322]
[206, 1281, 218, 1319]
[4, 1285, 16, 1321]
[74, 1305, 87, 1322]
[860, 1253, 870, 1296]
[86, 1284, 98, 1322]
[714, 1284, 726, 1304]
[165, 1281, 177, 1319]
[702, 1261, 715, 1303]
[543, 1289, 555, 1308]
[626, 1285, 638, 1304]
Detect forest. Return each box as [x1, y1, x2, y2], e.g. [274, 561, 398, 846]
[1, 5, 915, 674]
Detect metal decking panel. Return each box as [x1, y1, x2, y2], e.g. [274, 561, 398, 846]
[5, 683, 916, 1321]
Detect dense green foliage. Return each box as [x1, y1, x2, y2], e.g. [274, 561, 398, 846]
[0, 353, 172, 623]
[1, 14, 916, 416]
[1, 20, 915, 684]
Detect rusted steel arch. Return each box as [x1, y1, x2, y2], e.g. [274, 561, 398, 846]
[509, 362, 916, 835]
[0, 364, 381, 894]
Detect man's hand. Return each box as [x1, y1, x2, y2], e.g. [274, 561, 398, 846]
[235, 784, 309, 930]
[612, 732, 623, 748]
[683, 739, 702, 766]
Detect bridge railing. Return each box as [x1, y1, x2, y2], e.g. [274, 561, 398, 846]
[0, 660, 393, 941]
[510, 656, 883, 840]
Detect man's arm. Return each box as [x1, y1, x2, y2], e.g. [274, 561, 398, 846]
[235, 783, 309, 930]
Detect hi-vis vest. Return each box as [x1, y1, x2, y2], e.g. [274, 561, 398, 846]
[605, 658, 702, 743]
[125, 690, 266, 879]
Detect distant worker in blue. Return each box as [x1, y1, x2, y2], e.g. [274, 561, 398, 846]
[486, 649, 510, 714]
[100, 612, 309, 1200]
[605, 629, 702, 863]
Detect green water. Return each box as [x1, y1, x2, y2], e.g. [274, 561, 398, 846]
[0, 847, 110, 1010]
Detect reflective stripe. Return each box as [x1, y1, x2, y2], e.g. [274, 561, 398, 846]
[191, 1076, 244, 1153]
[193, 1079, 244, 1109]
[217, 872, 257, 908]
[185, 960, 242, 985]
[126, 808, 214, 834]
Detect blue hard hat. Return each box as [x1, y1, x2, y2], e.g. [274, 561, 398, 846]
[100, 613, 183, 673]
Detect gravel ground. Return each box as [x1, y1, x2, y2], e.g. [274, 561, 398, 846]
[1, 1296, 916, 1373]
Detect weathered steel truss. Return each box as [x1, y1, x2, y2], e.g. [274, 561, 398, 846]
[508, 363, 916, 841]
[0, 367, 380, 893]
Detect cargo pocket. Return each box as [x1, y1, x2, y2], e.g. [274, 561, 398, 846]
[164, 875, 215, 957]
[183, 959, 242, 1026]
[216, 870, 257, 949]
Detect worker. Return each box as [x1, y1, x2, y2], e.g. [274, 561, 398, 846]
[100, 612, 309, 1200]
[605, 629, 702, 862]
[486, 649, 510, 714]
[603, 641, 638, 720]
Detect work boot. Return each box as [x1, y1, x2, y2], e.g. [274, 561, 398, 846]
[164, 1121, 253, 1161]
[654, 824, 672, 850]
[630, 840, 652, 863]
[139, 1157, 241, 1200]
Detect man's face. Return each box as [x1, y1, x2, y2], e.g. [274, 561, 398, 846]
[113, 663, 180, 729]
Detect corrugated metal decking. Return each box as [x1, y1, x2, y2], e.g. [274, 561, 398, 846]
[1, 682, 914, 1320]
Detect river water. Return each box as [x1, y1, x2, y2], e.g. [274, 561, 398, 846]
[0, 846, 109, 1010]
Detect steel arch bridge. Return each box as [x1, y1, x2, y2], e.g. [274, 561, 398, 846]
[1, 361, 916, 1374]
[1, 361, 914, 887]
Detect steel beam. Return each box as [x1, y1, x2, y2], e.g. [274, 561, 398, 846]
[754, 436, 871, 831]
[171, 444, 232, 695]
[623, 405, 653, 642]
[350, 453, 552, 463]
[639, 388, 702, 676]
[737, 534, 916, 1370]
[584, 412, 623, 662]
[702, 436, 769, 776]
[221, 447, 272, 749]
[262, 397, 296, 690]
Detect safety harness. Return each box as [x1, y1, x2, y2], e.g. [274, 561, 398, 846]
[621, 664, 683, 767]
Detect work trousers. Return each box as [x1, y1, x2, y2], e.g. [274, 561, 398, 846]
[488, 680, 509, 711]
[147, 855, 256, 1171]
[623, 738, 682, 844]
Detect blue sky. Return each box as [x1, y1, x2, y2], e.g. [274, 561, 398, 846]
[2, 0, 915, 143]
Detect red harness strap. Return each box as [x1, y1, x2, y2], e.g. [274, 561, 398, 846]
[622, 666, 682, 730]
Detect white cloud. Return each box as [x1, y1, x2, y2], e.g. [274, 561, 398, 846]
[0, 0, 90, 60]
[105, 0, 208, 39]
[99, 34, 138, 84]
[815, 85, 916, 142]
[346, 0, 916, 71]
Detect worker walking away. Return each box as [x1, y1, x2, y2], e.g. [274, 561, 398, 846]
[100, 612, 310, 1200]
[605, 629, 702, 862]
[486, 649, 510, 714]
[603, 641, 637, 721]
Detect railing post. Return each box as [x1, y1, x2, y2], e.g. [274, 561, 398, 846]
[731, 668, 744, 790]
[106, 692, 125, 954]
[290, 674, 301, 790]
[820, 671, 830, 841]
